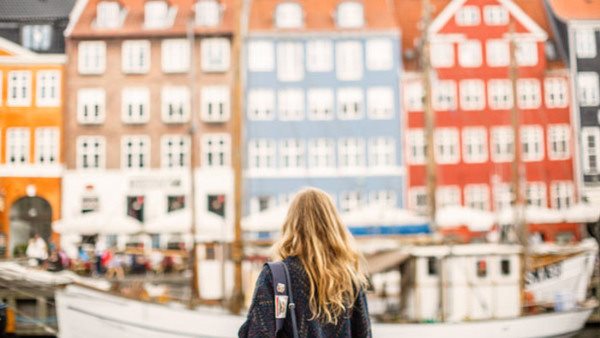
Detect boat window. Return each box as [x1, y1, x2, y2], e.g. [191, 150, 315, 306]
[476, 259, 487, 278]
[427, 257, 438, 276]
[500, 258, 511, 276]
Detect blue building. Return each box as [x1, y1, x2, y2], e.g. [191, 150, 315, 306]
[243, 0, 405, 217]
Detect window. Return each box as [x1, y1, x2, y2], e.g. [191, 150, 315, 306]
[275, 2, 303, 29]
[308, 138, 335, 170]
[96, 1, 121, 29]
[78, 41, 106, 74]
[407, 129, 426, 164]
[493, 183, 512, 211]
[338, 138, 365, 169]
[122, 40, 151, 74]
[476, 259, 487, 278]
[462, 127, 488, 163]
[307, 88, 334, 120]
[366, 39, 393, 71]
[517, 79, 541, 109]
[500, 258, 511, 276]
[460, 79, 485, 110]
[550, 181, 574, 209]
[306, 40, 332, 72]
[433, 80, 457, 111]
[582, 127, 600, 174]
[409, 187, 428, 212]
[161, 135, 190, 168]
[248, 41, 274, 72]
[547, 124, 570, 160]
[168, 195, 186, 212]
[521, 125, 544, 162]
[458, 40, 482, 68]
[455, 6, 480, 26]
[162, 39, 190, 73]
[201, 38, 230, 72]
[491, 126, 514, 162]
[34, 128, 59, 165]
[336, 41, 363, 81]
[122, 136, 150, 169]
[6, 128, 30, 165]
[370, 190, 397, 207]
[483, 5, 508, 26]
[207, 194, 225, 217]
[203, 134, 231, 168]
[336, 1, 364, 28]
[526, 182, 547, 207]
[277, 42, 304, 81]
[367, 87, 394, 119]
[201, 86, 230, 122]
[278, 89, 304, 120]
[144, 1, 170, 29]
[247, 89, 275, 120]
[195, 0, 221, 27]
[437, 186, 461, 208]
[434, 128, 460, 164]
[36, 70, 60, 107]
[431, 41, 454, 68]
[250, 196, 274, 214]
[161, 86, 190, 123]
[340, 191, 363, 213]
[77, 88, 105, 124]
[486, 39, 509, 67]
[369, 137, 395, 168]
[544, 77, 568, 108]
[337, 88, 364, 120]
[405, 81, 424, 111]
[22, 25, 52, 51]
[575, 28, 597, 59]
[122, 87, 150, 124]
[488, 79, 513, 110]
[248, 139, 276, 170]
[464, 184, 490, 211]
[7, 71, 31, 106]
[577, 72, 600, 107]
[76, 136, 105, 169]
[427, 257, 438, 276]
[280, 139, 305, 169]
[126, 196, 145, 222]
[516, 40, 538, 66]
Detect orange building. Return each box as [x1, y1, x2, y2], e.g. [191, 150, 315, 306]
[0, 37, 65, 257]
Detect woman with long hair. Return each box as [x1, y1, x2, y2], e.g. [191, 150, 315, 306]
[239, 188, 371, 337]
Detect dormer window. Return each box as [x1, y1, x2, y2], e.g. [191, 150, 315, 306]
[336, 1, 364, 28]
[96, 1, 121, 29]
[145, 1, 171, 29]
[196, 0, 221, 27]
[275, 2, 303, 29]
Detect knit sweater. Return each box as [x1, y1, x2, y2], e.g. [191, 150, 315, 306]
[238, 256, 372, 338]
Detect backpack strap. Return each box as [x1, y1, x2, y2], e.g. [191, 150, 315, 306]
[266, 261, 299, 338]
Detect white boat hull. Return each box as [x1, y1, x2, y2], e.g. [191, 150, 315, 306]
[56, 285, 594, 338]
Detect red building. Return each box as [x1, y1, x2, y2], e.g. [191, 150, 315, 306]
[399, 0, 579, 242]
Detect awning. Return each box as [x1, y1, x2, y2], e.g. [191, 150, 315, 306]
[143, 209, 224, 234]
[436, 206, 495, 232]
[365, 249, 411, 275]
[242, 205, 289, 232]
[52, 212, 142, 235]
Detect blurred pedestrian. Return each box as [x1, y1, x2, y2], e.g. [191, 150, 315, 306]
[106, 248, 125, 280]
[25, 233, 48, 267]
[46, 248, 64, 272]
[239, 188, 371, 338]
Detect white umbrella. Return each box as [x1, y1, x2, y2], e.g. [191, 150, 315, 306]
[341, 203, 428, 227]
[242, 205, 289, 232]
[563, 203, 600, 223]
[52, 212, 142, 235]
[496, 206, 565, 224]
[143, 209, 225, 234]
[436, 205, 495, 232]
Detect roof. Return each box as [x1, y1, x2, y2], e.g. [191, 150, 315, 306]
[68, 0, 234, 38]
[0, 0, 76, 21]
[546, 0, 600, 21]
[248, 0, 398, 33]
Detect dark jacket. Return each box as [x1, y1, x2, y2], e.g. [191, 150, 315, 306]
[238, 256, 372, 338]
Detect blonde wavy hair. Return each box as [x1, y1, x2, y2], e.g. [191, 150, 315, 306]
[274, 188, 368, 324]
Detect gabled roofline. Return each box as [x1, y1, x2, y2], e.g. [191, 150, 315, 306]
[65, 0, 89, 37]
[0, 37, 66, 63]
[0, 36, 37, 57]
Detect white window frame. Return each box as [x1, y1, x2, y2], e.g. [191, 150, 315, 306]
[337, 88, 364, 120]
[6, 128, 30, 165]
[366, 39, 393, 71]
[488, 79, 513, 110]
[201, 86, 230, 122]
[577, 72, 600, 107]
[36, 70, 61, 107]
[308, 138, 335, 170]
[367, 87, 394, 119]
[121, 135, 151, 170]
[248, 139, 276, 170]
[430, 41, 454, 68]
[76, 136, 106, 170]
[433, 80, 457, 111]
[22, 24, 52, 51]
[526, 182, 547, 207]
[575, 28, 597, 59]
[274, 2, 303, 29]
[547, 124, 570, 160]
[407, 129, 426, 164]
[277, 42, 304, 82]
[195, 0, 221, 27]
[201, 38, 230, 72]
[336, 41, 363, 81]
[121, 87, 150, 124]
[369, 137, 395, 169]
[404, 81, 424, 111]
[122, 40, 151, 74]
[455, 5, 480, 26]
[161, 39, 190, 73]
[409, 186, 428, 212]
[516, 40, 538, 67]
[460, 79, 485, 111]
[493, 183, 512, 211]
[78, 41, 106, 75]
[458, 40, 482, 68]
[462, 127, 488, 163]
[248, 40, 274, 72]
[517, 79, 541, 109]
[434, 128, 460, 164]
[161, 86, 190, 123]
[280, 139, 305, 170]
[544, 77, 568, 108]
[338, 138, 365, 170]
[307, 88, 334, 120]
[7, 71, 31, 106]
[340, 191, 363, 213]
[96, 1, 122, 29]
[550, 181, 574, 210]
[278, 89, 305, 121]
[486, 39, 509, 67]
[437, 186, 461, 208]
[520, 125, 544, 162]
[202, 133, 231, 168]
[464, 184, 490, 211]
[581, 127, 600, 175]
[306, 40, 333, 72]
[247, 89, 275, 120]
[491, 126, 514, 163]
[77, 88, 106, 124]
[34, 127, 59, 165]
[370, 190, 397, 207]
[161, 134, 190, 168]
[336, 1, 364, 28]
[483, 5, 508, 26]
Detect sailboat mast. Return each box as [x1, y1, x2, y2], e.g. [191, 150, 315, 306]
[230, 0, 245, 314]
